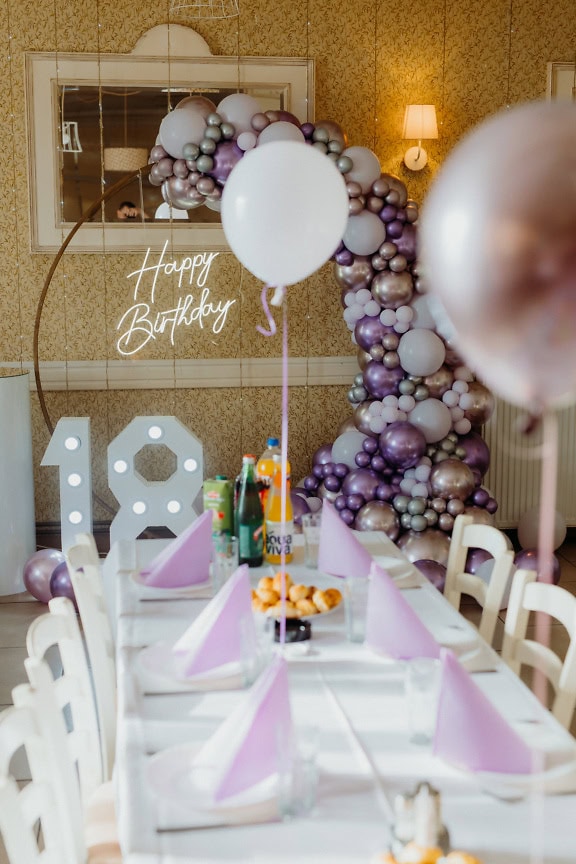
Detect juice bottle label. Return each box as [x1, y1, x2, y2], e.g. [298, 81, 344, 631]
[265, 520, 294, 563]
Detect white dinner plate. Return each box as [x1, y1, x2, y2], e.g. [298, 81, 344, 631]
[137, 641, 244, 692]
[147, 742, 279, 829]
[130, 569, 211, 598]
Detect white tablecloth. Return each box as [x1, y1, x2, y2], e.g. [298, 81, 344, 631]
[105, 532, 576, 863]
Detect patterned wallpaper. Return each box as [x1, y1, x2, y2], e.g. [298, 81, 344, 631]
[0, 0, 574, 523]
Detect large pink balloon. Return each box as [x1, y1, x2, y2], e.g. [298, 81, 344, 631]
[421, 101, 576, 410]
[23, 548, 65, 603]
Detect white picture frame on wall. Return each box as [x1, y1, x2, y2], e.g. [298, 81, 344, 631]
[546, 62, 575, 101]
[25, 46, 314, 254]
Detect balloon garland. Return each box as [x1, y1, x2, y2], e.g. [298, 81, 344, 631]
[148, 94, 498, 564]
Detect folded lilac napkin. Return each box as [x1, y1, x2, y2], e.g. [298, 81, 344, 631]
[172, 565, 255, 677]
[193, 656, 293, 803]
[365, 561, 440, 659]
[140, 510, 213, 587]
[317, 500, 373, 578]
[433, 648, 534, 773]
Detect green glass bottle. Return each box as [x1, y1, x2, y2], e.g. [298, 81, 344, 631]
[235, 455, 264, 567]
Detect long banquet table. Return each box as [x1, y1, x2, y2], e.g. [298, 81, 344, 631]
[104, 531, 576, 864]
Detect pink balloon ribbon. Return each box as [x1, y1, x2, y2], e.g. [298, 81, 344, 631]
[256, 285, 279, 337]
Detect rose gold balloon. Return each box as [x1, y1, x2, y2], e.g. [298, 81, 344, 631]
[397, 528, 451, 565]
[357, 347, 372, 371]
[461, 381, 495, 426]
[354, 401, 379, 437]
[334, 256, 374, 291]
[371, 271, 413, 309]
[429, 458, 475, 501]
[463, 506, 495, 526]
[424, 365, 454, 398]
[355, 501, 400, 539]
[338, 416, 358, 435]
[421, 102, 576, 409]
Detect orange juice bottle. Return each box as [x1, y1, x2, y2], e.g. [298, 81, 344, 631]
[256, 437, 283, 509]
[264, 455, 294, 564]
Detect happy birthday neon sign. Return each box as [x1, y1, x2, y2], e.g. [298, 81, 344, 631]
[116, 242, 236, 356]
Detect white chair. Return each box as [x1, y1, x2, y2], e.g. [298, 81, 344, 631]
[11, 657, 122, 864]
[26, 596, 104, 798]
[0, 702, 71, 864]
[66, 534, 117, 780]
[444, 514, 515, 646]
[502, 568, 576, 728]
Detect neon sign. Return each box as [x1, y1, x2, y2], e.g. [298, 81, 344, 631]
[116, 242, 236, 356]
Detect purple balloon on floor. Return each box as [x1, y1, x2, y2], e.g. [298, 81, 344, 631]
[23, 548, 65, 603]
[465, 547, 493, 574]
[414, 559, 447, 592]
[513, 548, 561, 585]
[50, 561, 78, 609]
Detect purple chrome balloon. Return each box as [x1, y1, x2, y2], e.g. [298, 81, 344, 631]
[23, 548, 65, 603]
[49, 562, 78, 610]
[363, 362, 404, 399]
[379, 421, 427, 470]
[304, 475, 319, 492]
[355, 451, 371, 468]
[208, 140, 243, 184]
[324, 474, 342, 493]
[313, 444, 333, 465]
[290, 491, 311, 526]
[394, 223, 417, 260]
[345, 493, 365, 511]
[514, 548, 561, 585]
[362, 437, 379, 455]
[342, 468, 381, 501]
[465, 547, 493, 574]
[414, 559, 447, 592]
[333, 462, 349, 478]
[354, 317, 390, 351]
[458, 431, 491, 478]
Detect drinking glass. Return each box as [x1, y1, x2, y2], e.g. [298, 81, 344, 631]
[344, 577, 369, 643]
[277, 724, 319, 820]
[212, 534, 239, 592]
[300, 512, 322, 568]
[404, 657, 442, 745]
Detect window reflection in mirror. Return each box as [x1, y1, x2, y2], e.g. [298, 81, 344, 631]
[60, 84, 287, 225]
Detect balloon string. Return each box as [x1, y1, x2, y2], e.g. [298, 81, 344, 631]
[256, 284, 278, 337]
[279, 302, 289, 646]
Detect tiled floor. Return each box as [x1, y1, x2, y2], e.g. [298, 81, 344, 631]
[1, 533, 576, 862]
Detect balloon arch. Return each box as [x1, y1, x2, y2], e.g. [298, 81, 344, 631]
[148, 92, 498, 570]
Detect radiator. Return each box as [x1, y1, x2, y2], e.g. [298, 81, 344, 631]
[483, 399, 576, 529]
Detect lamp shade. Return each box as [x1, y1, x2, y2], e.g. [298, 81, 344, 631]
[403, 105, 438, 140]
[104, 147, 149, 173]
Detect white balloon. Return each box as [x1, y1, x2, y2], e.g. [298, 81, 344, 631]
[221, 142, 349, 286]
[258, 121, 305, 146]
[343, 211, 387, 256]
[409, 398, 453, 443]
[159, 109, 207, 159]
[307, 496, 323, 513]
[217, 93, 263, 136]
[341, 146, 381, 193]
[410, 294, 437, 330]
[331, 430, 368, 469]
[397, 329, 446, 376]
[476, 559, 514, 609]
[518, 506, 567, 551]
[237, 131, 258, 151]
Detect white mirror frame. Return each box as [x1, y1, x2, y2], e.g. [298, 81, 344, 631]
[25, 48, 315, 253]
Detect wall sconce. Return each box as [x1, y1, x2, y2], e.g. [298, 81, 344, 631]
[402, 104, 438, 171]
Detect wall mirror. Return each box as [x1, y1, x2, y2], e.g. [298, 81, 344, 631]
[25, 27, 315, 253]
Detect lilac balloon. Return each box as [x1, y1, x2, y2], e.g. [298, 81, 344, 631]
[335, 249, 354, 266]
[379, 421, 427, 470]
[208, 141, 243, 184]
[370, 454, 386, 472]
[340, 509, 355, 526]
[465, 547, 493, 574]
[342, 468, 380, 500]
[376, 482, 394, 500]
[458, 431, 491, 477]
[485, 498, 498, 514]
[472, 487, 490, 507]
[313, 444, 333, 465]
[321, 462, 334, 477]
[49, 562, 78, 610]
[300, 122, 315, 139]
[363, 362, 404, 399]
[379, 204, 397, 222]
[414, 559, 446, 592]
[514, 548, 561, 585]
[312, 464, 325, 479]
[334, 495, 347, 511]
[23, 548, 65, 603]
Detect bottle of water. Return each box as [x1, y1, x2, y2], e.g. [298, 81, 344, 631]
[235, 455, 264, 567]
